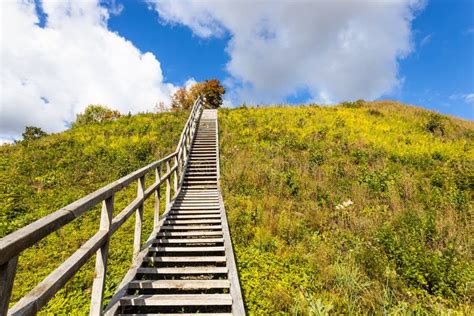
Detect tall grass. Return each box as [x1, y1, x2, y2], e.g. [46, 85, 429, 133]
[219, 101, 473, 314]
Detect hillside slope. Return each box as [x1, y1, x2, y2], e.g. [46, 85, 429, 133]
[219, 101, 473, 314]
[0, 112, 187, 313]
[0, 102, 472, 314]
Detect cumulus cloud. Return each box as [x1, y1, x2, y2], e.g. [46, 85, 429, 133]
[148, 0, 424, 104]
[0, 0, 175, 141]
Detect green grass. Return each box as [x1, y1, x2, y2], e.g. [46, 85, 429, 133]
[1, 101, 472, 314]
[0, 111, 187, 313]
[218, 101, 473, 314]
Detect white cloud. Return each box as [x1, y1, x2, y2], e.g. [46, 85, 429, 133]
[0, 0, 176, 140]
[450, 93, 474, 104]
[148, 0, 425, 105]
[420, 33, 433, 48]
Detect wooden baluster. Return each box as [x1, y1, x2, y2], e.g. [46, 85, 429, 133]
[133, 176, 145, 262]
[90, 195, 114, 315]
[173, 156, 178, 194]
[165, 160, 171, 207]
[154, 166, 161, 228]
[0, 256, 18, 315]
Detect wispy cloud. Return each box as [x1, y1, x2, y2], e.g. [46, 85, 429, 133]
[420, 33, 433, 47]
[450, 93, 474, 104]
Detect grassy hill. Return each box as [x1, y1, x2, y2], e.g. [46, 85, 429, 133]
[1, 101, 473, 314]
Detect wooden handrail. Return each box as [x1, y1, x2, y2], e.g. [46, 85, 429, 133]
[0, 96, 204, 315]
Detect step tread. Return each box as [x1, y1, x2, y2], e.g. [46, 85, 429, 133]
[128, 279, 230, 289]
[137, 267, 228, 274]
[143, 256, 226, 263]
[119, 294, 232, 306]
[149, 246, 225, 252]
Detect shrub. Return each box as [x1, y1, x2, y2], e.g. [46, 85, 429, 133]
[21, 126, 47, 142]
[72, 105, 121, 127]
[425, 113, 447, 136]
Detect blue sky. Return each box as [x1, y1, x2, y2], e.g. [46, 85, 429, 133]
[1, 0, 473, 142]
[106, 0, 473, 119]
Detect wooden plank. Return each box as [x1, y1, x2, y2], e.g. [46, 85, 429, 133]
[90, 196, 114, 315]
[167, 214, 221, 219]
[153, 237, 224, 244]
[142, 256, 226, 263]
[168, 211, 221, 215]
[0, 256, 18, 315]
[120, 313, 232, 316]
[149, 246, 225, 252]
[9, 230, 108, 315]
[160, 225, 222, 230]
[137, 267, 228, 275]
[133, 176, 145, 261]
[157, 231, 222, 237]
[128, 279, 230, 289]
[164, 219, 221, 225]
[0, 151, 177, 265]
[119, 294, 232, 306]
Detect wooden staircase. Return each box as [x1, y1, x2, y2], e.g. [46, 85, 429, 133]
[109, 110, 244, 315]
[0, 99, 244, 315]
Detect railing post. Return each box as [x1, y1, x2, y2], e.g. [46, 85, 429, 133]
[90, 195, 114, 315]
[154, 166, 161, 228]
[173, 156, 178, 194]
[133, 176, 145, 261]
[165, 160, 171, 207]
[0, 256, 18, 315]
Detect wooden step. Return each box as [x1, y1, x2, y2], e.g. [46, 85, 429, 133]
[171, 206, 220, 210]
[168, 211, 220, 215]
[137, 267, 228, 275]
[143, 256, 226, 263]
[153, 237, 224, 244]
[121, 313, 231, 316]
[149, 246, 225, 252]
[157, 231, 223, 237]
[128, 279, 230, 289]
[160, 225, 222, 230]
[167, 214, 221, 219]
[164, 219, 221, 225]
[120, 294, 232, 306]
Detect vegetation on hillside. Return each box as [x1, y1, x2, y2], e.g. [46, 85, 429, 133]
[218, 101, 473, 314]
[1, 100, 472, 314]
[0, 111, 187, 313]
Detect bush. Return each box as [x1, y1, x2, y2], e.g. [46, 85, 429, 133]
[72, 105, 121, 127]
[21, 126, 47, 142]
[425, 113, 447, 136]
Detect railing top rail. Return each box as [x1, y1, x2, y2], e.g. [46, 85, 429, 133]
[0, 97, 203, 266]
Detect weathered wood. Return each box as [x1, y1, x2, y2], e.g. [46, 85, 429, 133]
[137, 267, 228, 275]
[128, 279, 230, 289]
[173, 156, 178, 194]
[154, 237, 224, 243]
[142, 256, 226, 263]
[0, 256, 18, 315]
[148, 246, 225, 252]
[119, 294, 232, 306]
[165, 160, 171, 206]
[9, 231, 108, 315]
[133, 176, 145, 261]
[90, 195, 114, 315]
[154, 167, 161, 228]
[0, 151, 177, 266]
